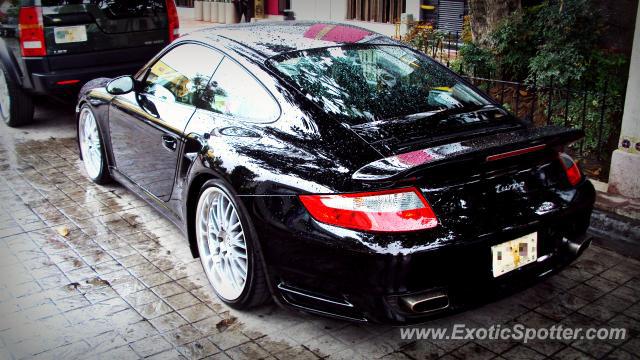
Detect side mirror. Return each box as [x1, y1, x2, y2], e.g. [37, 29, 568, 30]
[106, 76, 135, 95]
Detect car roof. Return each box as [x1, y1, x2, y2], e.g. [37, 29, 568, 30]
[183, 21, 401, 60]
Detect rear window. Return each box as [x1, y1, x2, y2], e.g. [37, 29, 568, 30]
[41, 0, 165, 19]
[268, 45, 491, 125]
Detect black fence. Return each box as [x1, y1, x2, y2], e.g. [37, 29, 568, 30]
[403, 29, 626, 181]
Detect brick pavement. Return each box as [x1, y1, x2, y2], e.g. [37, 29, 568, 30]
[0, 136, 639, 360]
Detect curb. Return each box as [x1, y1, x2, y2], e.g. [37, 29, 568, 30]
[589, 209, 640, 260]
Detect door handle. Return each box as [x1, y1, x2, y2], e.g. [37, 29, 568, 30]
[162, 135, 177, 152]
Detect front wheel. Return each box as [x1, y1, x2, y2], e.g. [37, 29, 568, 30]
[78, 105, 111, 184]
[195, 180, 270, 309]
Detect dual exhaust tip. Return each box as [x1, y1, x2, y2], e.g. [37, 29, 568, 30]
[400, 290, 450, 314]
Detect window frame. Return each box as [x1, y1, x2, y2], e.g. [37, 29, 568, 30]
[204, 56, 282, 124]
[137, 42, 224, 109]
[135, 40, 282, 124]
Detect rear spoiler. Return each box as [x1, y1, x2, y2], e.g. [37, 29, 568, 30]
[352, 126, 584, 181]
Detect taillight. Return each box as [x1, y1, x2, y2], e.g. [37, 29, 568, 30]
[299, 187, 438, 232]
[19, 6, 46, 57]
[559, 153, 582, 186]
[165, 0, 180, 42]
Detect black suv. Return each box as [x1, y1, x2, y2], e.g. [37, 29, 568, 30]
[0, 0, 179, 127]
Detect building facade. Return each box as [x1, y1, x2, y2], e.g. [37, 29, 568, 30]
[179, 0, 468, 37]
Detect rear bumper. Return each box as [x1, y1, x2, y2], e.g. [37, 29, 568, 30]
[248, 180, 596, 324]
[22, 45, 163, 96]
[29, 62, 142, 96]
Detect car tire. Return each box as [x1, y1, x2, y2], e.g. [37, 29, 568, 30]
[0, 62, 34, 127]
[195, 179, 270, 309]
[78, 104, 111, 184]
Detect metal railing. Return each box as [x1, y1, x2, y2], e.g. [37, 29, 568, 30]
[401, 28, 625, 180]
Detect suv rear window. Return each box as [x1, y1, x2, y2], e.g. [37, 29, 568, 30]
[41, 0, 166, 19]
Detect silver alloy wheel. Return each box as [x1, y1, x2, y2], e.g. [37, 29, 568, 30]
[196, 187, 249, 301]
[78, 108, 103, 180]
[0, 70, 10, 120]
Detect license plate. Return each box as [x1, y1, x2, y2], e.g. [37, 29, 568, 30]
[54, 25, 87, 44]
[491, 232, 537, 277]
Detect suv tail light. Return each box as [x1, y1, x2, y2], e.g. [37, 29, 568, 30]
[19, 6, 46, 57]
[166, 0, 180, 42]
[299, 188, 438, 232]
[559, 153, 582, 186]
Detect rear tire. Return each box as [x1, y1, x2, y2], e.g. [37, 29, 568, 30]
[0, 62, 34, 127]
[195, 180, 270, 309]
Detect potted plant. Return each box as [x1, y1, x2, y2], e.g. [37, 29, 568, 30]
[218, 0, 226, 23]
[211, 0, 219, 23]
[194, 0, 203, 20]
[203, 0, 211, 22]
[225, 0, 236, 24]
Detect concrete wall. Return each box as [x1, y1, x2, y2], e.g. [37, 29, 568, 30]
[291, 0, 347, 22]
[608, 3, 640, 198]
[290, 0, 423, 37]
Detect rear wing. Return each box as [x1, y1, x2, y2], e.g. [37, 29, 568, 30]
[352, 126, 584, 181]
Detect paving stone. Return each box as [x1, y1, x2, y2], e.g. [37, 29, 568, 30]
[225, 341, 271, 360]
[164, 324, 205, 346]
[570, 339, 614, 359]
[178, 303, 218, 324]
[450, 342, 496, 360]
[1, 135, 636, 360]
[605, 348, 636, 360]
[150, 311, 188, 333]
[551, 346, 595, 360]
[177, 339, 220, 359]
[131, 334, 173, 357]
[501, 345, 546, 360]
[209, 330, 251, 350]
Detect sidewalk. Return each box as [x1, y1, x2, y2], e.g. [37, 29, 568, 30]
[589, 180, 640, 259]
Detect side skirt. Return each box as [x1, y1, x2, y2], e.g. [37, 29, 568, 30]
[109, 167, 188, 237]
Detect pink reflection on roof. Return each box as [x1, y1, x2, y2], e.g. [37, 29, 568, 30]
[396, 150, 440, 166]
[303, 24, 371, 43]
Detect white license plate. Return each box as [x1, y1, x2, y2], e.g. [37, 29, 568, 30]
[491, 232, 538, 277]
[54, 25, 87, 44]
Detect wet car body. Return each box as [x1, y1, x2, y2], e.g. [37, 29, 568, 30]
[77, 22, 596, 324]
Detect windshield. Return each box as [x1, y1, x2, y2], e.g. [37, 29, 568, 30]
[269, 45, 491, 124]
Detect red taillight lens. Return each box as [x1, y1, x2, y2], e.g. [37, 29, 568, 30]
[559, 153, 582, 186]
[19, 6, 46, 57]
[165, 0, 180, 42]
[299, 188, 439, 232]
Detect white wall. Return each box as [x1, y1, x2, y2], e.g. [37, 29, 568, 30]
[291, 0, 346, 21]
[290, 0, 400, 37]
[406, 0, 421, 20]
[607, 3, 640, 198]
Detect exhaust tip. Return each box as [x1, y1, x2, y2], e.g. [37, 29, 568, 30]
[400, 290, 450, 314]
[564, 235, 591, 257]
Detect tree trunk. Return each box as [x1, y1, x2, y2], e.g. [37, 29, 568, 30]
[468, 0, 522, 44]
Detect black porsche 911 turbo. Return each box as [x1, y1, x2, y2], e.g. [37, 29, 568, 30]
[76, 22, 595, 324]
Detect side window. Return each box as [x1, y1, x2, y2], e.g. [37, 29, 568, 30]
[144, 44, 223, 107]
[203, 58, 280, 122]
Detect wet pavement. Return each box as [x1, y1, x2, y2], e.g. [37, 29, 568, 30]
[1, 101, 640, 360]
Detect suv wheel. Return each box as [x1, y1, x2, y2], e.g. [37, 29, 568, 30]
[0, 62, 34, 127]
